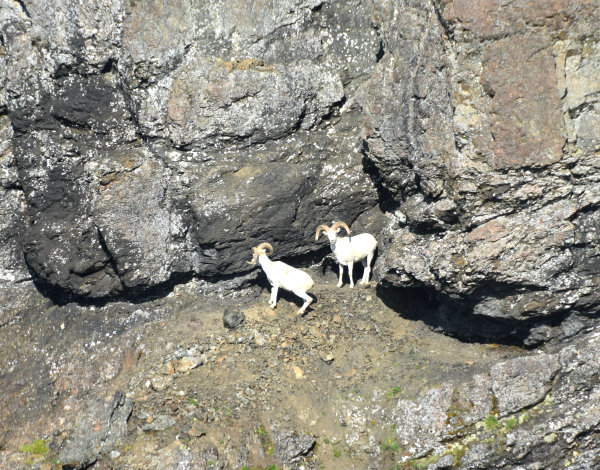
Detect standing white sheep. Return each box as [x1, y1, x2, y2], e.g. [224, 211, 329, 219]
[315, 221, 377, 288]
[248, 242, 314, 315]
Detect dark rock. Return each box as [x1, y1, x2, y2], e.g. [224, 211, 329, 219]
[223, 308, 245, 330]
[1, 0, 382, 301]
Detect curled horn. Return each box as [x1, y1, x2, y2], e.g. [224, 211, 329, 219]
[256, 242, 274, 255]
[331, 221, 351, 235]
[247, 246, 259, 265]
[315, 224, 330, 240]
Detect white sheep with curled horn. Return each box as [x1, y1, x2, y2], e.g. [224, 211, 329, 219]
[315, 221, 377, 288]
[248, 242, 314, 315]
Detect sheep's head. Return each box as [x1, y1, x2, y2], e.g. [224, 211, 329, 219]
[247, 242, 274, 265]
[315, 222, 351, 243]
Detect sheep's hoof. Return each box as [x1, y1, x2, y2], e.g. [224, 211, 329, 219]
[336, 283, 343, 288]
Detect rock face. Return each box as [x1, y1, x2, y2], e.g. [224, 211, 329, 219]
[1, 1, 600, 468]
[336, 329, 600, 469]
[362, 0, 600, 344]
[1, 0, 381, 301]
[1, 0, 598, 340]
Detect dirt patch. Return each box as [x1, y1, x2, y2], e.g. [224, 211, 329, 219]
[0, 268, 524, 469]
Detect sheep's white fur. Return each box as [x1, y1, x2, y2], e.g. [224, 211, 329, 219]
[248, 242, 314, 314]
[315, 221, 377, 288]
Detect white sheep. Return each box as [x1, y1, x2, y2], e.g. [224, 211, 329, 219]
[315, 221, 377, 288]
[248, 242, 314, 315]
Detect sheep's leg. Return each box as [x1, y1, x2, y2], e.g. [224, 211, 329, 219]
[269, 285, 279, 308]
[337, 264, 344, 288]
[360, 259, 368, 285]
[348, 260, 355, 288]
[294, 290, 313, 315]
[362, 252, 374, 285]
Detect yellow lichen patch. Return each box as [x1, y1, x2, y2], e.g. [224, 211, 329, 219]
[217, 57, 274, 72]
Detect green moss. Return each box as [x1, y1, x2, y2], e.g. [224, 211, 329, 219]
[518, 411, 531, 424]
[447, 443, 467, 466]
[255, 425, 274, 456]
[187, 397, 199, 407]
[403, 454, 442, 469]
[484, 415, 501, 431]
[504, 418, 517, 432]
[386, 386, 403, 399]
[380, 437, 400, 453]
[20, 438, 48, 456]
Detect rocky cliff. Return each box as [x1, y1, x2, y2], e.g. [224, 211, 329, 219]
[1, 0, 599, 469]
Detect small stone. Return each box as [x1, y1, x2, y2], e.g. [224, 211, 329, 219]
[162, 361, 175, 375]
[320, 352, 335, 364]
[150, 376, 171, 392]
[189, 421, 207, 437]
[173, 346, 186, 359]
[142, 414, 176, 432]
[264, 307, 276, 317]
[254, 332, 267, 346]
[223, 308, 245, 329]
[293, 365, 304, 379]
[110, 450, 121, 459]
[309, 326, 322, 338]
[175, 356, 203, 373]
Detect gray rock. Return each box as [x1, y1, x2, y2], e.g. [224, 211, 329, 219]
[361, 330, 600, 469]
[490, 354, 560, 417]
[271, 425, 315, 464]
[1, 3, 600, 468]
[392, 383, 454, 458]
[142, 414, 176, 433]
[58, 391, 133, 469]
[223, 308, 245, 330]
